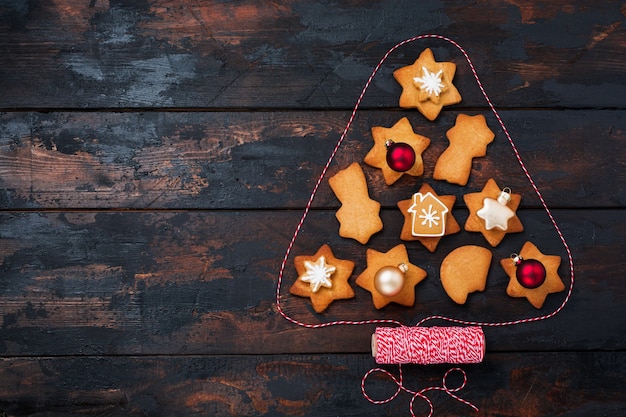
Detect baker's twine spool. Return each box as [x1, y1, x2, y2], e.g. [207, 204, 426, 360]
[276, 34, 575, 417]
[371, 326, 485, 365]
[361, 326, 483, 416]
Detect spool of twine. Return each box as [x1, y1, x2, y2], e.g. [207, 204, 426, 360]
[372, 326, 485, 365]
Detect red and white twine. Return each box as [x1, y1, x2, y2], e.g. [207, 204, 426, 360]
[373, 326, 485, 365]
[275, 34, 575, 416]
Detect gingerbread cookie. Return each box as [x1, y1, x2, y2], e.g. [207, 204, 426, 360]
[500, 241, 564, 309]
[393, 48, 462, 121]
[328, 162, 383, 244]
[397, 183, 460, 252]
[440, 245, 492, 304]
[290, 244, 355, 313]
[356, 244, 427, 309]
[434, 114, 495, 186]
[364, 117, 430, 185]
[464, 178, 523, 247]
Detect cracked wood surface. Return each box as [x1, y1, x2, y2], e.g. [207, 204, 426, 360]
[1, 110, 624, 209]
[0, 1, 624, 109]
[0, 1, 625, 416]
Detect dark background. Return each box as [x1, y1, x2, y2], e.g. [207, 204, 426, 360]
[0, 1, 624, 416]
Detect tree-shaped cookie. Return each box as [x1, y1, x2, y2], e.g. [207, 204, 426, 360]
[434, 114, 495, 186]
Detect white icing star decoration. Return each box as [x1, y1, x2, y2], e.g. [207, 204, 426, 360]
[300, 256, 336, 292]
[477, 197, 515, 231]
[413, 67, 444, 97]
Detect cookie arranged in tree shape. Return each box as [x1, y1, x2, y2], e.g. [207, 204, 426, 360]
[328, 162, 383, 244]
[434, 113, 495, 186]
[500, 241, 564, 309]
[464, 178, 524, 247]
[397, 183, 460, 252]
[356, 244, 427, 309]
[290, 244, 355, 313]
[364, 117, 430, 186]
[393, 48, 462, 121]
[440, 245, 492, 304]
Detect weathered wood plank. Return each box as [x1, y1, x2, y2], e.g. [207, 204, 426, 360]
[0, 352, 623, 417]
[1, 110, 624, 209]
[0, 1, 624, 109]
[1, 3, 622, 417]
[0, 209, 623, 355]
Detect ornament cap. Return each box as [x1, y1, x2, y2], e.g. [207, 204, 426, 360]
[511, 253, 523, 265]
[497, 187, 512, 205]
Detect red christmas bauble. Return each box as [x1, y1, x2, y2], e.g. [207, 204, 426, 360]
[515, 258, 546, 289]
[385, 141, 416, 172]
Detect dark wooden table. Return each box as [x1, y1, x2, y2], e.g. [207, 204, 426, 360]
[1, 1, 624, 416]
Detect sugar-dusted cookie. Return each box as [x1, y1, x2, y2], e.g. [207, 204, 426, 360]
[464, 178, 523, 247]
[290, 244, 355, 313]
[356, 244, 427, 309]
[500, 241, 564, 309]
[364, 117, 430, 186]
[328, 162, 383, 244]
[440, 245, 492, 304]
[434, 114, 495, 186]
[397, 183, 460, 252]
[393, 48, 462, 121]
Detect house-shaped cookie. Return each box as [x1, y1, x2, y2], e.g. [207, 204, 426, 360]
[408, 191, 449, 237]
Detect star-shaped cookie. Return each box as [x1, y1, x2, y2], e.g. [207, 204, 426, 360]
[464, 178, 523, 247]
[356, 244, 427, 309]
[393, 48, 462, 121]
[500, 241, 564, 309]
[364, 117, 430, 185]
[290, 244, 355, 313]
[397, 183, 460, 252]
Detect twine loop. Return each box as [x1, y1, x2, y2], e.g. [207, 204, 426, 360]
[276, 33, 575, 416]
[361, 365, 478, 417]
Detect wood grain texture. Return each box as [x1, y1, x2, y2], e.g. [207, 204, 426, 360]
[1, 110, 624, 209]
[1, 1, 624, 416]
[0, 353, 624, 417]
[0, 209, 623, 355]
[0, 1, 624, 109]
